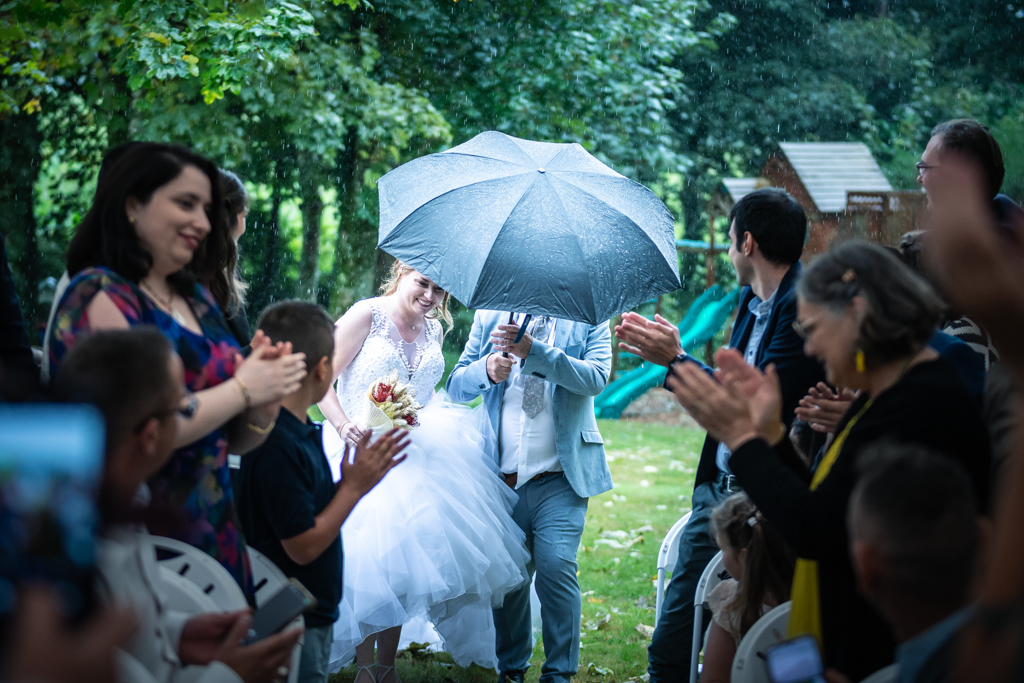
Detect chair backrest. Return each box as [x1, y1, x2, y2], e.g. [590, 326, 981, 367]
[694, 550, 727, 607]
[158, 566, 221, 614]
[731, 601, 792, 683]
[247, 546, 289, 608]
[151, 536, 248, 611]
[657, 511, 693, 572]
[860, 663, 899, 683]
[244, 547, 304, 683]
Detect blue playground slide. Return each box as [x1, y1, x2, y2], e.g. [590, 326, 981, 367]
[594, 285, 740, 419]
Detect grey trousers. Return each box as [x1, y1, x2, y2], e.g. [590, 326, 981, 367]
[493, 473, 588, 683]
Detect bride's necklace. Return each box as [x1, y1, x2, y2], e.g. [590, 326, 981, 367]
[141, 281, 188, 326]
[386, 298, 423, 335]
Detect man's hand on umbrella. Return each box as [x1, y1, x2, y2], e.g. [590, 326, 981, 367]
[491, 324, 533, 360]
[487, 354, 515, 384]
[615, 312, 683, 366]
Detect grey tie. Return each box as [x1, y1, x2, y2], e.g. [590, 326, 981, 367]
[521, 316, 549, 418]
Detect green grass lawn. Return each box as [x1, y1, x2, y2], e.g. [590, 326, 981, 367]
[329, 418, 705, 683]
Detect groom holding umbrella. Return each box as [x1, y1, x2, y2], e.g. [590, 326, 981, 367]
[377, 132, 681, 682]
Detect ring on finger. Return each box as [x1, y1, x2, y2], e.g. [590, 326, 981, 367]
[278, 667, 289, 677]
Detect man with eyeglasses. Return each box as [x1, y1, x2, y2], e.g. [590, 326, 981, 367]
[56, 327, 303, 683]
[615, 188, 825, 683]
[918, 119, 1023, 231]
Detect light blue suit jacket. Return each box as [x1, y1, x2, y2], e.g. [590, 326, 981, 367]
[446, 310, 614, 499]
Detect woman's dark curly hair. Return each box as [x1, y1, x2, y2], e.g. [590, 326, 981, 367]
[797, 241, 943, 369]
[67, 142, 235, 306]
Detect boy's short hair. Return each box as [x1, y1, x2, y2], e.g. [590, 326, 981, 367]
[256, 300, 335, 371]
[850, 441, 980, 604]
[55, 327, 176, 451]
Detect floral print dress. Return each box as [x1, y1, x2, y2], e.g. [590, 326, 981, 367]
[48, 266, 253, 596]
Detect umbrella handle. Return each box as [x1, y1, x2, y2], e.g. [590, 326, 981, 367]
[502, 312, 532, 358]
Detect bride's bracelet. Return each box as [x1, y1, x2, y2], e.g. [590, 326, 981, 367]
[339, 420, 352, 433]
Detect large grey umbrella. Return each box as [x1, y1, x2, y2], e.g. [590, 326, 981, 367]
[377, 131, 680, 325]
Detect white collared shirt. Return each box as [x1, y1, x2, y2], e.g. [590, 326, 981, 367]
[500, 314, 561, 487]
[715, 288, 778, 473]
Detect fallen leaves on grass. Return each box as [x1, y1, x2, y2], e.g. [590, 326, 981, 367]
[587, 663, 615, 677]
[584, 611, 613, 631]
[635, 623, 655, 639]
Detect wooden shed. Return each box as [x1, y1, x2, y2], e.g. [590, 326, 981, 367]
[711, 142, 926, 258]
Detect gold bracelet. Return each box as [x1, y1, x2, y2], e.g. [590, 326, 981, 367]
[246, 419, 275, 435]
[235, 376, 252, 410]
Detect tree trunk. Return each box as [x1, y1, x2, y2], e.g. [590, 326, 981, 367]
[298, 177, 324, 301]
[320, 125, 362, 314]
[0, 113, 45, 339]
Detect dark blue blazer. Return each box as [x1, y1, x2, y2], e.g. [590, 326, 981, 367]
[929, 330, 985, 404]
[684, 261, 826, 488]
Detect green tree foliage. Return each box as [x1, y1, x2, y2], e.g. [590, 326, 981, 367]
[3, 0, 1024, 347]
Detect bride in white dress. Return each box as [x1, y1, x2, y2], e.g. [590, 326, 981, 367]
[318, 260, 529, 683]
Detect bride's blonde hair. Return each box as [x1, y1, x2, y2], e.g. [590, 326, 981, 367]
[380, 259, 454, 333]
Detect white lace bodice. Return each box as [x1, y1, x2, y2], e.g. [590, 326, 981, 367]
[335, 297, 446, 421]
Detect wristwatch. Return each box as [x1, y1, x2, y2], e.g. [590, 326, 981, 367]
[667, 353, 688, 369]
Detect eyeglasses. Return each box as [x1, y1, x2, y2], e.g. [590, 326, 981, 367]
[133, 393, 198, 433]
[916, 162, 938, 173]
[791, 315, 824, 340]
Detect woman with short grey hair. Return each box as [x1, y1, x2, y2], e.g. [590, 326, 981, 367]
[664, 241, 992, 680]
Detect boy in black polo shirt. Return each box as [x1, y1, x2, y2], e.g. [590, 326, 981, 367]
[237, 301, 409, 683]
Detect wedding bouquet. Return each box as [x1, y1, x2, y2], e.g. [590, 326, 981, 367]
[364, 371, 423, 430]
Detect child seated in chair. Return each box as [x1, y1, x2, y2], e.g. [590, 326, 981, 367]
[700, 493, 795, 683]
[236, 301, 409, 683]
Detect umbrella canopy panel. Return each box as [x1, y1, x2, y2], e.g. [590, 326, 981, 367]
[377, 132, 680, 324]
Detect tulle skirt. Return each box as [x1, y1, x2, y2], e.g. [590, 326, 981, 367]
[322, 396, 530, 670]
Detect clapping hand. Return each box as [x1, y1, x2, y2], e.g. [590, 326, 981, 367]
[794, 383, 858, 434]
[340, 428, 410, 497]
[925, 153, 1024, 369]
[666, 348, 785, 449]
[234, 332, 307, 408]
[614, 312, 683, 366]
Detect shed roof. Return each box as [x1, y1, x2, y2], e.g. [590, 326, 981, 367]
[778, 142, 892, 213]
[722, 178, 760, 204]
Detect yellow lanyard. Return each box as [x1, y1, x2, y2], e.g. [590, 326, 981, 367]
[787, 399, 874, 645]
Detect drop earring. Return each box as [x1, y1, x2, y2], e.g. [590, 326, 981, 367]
[855, 349, 866, 373]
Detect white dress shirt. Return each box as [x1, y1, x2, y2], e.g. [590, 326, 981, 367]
[715, 288, 778, 473]
[500, 314, 561, 487]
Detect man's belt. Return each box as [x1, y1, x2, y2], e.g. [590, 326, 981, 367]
[503, 471, 562, 488]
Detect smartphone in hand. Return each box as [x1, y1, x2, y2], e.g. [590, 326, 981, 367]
[764, 635, 827, 683]
[241, 579, 316, 645]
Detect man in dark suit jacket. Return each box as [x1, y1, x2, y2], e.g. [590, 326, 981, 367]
[616, 188, 825, 682]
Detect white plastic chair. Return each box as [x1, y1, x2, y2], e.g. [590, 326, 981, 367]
[860, 663, 899, 683]
[247, 547, 304, 683]
[248, 546, 289, 607]
[158, 566, 221, 614]
[151, 536, 248, 611]
[689, 550, 728, 683]
[654, 511, 692, 628]
[730, 601, 792, 683]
